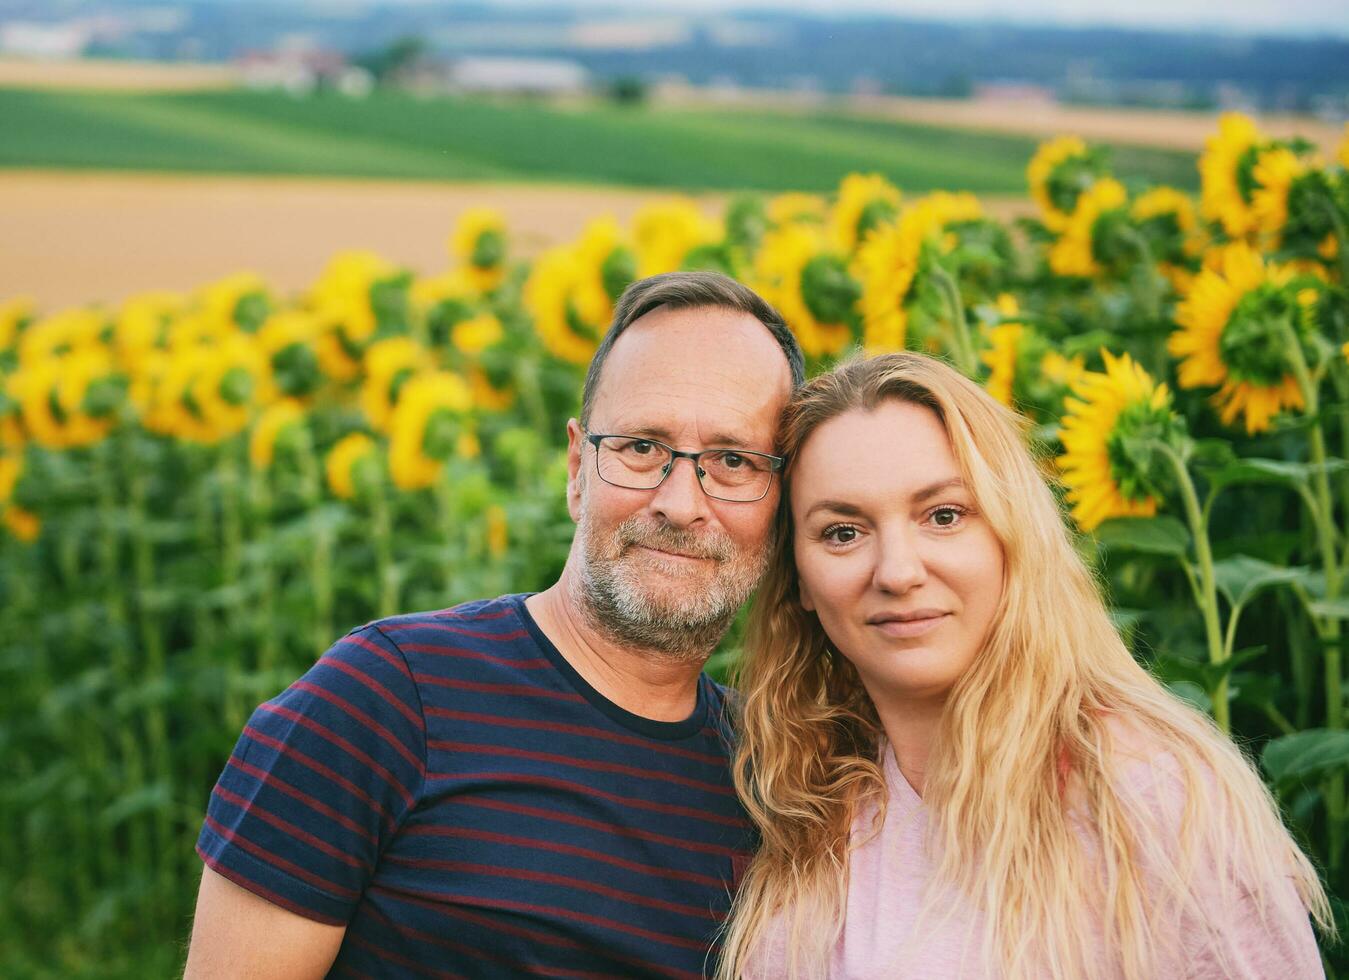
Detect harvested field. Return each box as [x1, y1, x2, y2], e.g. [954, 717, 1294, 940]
[0, 56, 239, 92]
[0, 169, 1034, 310]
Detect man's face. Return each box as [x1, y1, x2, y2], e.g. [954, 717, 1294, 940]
[565, 304, 793, 660]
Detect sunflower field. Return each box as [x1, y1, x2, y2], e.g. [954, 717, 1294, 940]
[3, 114, 1349, 975]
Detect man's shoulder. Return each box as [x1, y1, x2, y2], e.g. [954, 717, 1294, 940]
[357, 594, 530, 643]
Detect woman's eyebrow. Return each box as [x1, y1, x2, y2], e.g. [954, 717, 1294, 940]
[913, 477, 965, 503]
[801, 500, 866, 521]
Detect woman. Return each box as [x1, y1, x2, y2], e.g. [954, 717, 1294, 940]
[719, 353, 1329, 979]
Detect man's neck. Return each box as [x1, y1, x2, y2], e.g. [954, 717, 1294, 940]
[524, 580, 710, 723]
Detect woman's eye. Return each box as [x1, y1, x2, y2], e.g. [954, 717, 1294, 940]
[822, 524, 858, 544]
[929, 506, 965, 528]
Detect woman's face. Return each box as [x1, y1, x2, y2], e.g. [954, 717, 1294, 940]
[791, 400, 1005, 708]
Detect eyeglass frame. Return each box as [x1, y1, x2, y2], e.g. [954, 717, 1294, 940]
[582, 431, 786, 503]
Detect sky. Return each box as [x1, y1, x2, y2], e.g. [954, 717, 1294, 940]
[484, 0, 1349, 38]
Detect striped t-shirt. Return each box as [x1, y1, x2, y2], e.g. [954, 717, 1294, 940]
[196, 593, 752, 978]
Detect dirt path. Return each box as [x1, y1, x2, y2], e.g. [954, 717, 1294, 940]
[2, 170, 1031, 311]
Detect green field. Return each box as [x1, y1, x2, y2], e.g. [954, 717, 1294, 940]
[0, 87, 1199, 193]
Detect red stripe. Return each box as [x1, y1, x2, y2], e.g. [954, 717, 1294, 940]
[412, 675, 584, 701]
[371, 885, 700, 979]
[196, 844, 348, 926]
[401, 824, 725, 887]
[434, 605, 514, 621]
[335, 637, 425, 727]
[292, 680, 425, 777]
[384, 621, 529, 642]
[344, 631, 415, 684]
[212, 785, 368, 871]
[347, 933, 467, 979]
[455, 796, 742, 858]
[259, 703, 417, 809]
[202, 813, 361, 901]
[427, 740, 734, 797]
[397, 642, 551, 669]
[242, 725, 397, 835]
[225, 755, 377, 847]
[423, 707, 725, 766]
[431, 771, 747, 829]
[368, 881, 712, 955]
[384, 854, 716, 920]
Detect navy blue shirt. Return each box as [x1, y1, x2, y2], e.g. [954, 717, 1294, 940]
[197, 594, 751, 978]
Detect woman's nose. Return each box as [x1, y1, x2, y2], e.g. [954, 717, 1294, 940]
[871, 530, 927, 595]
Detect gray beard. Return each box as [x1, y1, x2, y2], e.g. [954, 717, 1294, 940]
[572, 512, 770, 662]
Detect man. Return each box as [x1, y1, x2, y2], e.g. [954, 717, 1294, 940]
[184, 270, 805, 978]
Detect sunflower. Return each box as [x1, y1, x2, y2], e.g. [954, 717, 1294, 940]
[632, 199, 720, 278]
[979, 294, 1025, 408]
[309, 251, 402, 381]
[1027, 136, 1105, 232]
[1049, 178, 1129, 278]
[17, 307, 107, 367]
[452, 207, 508, 292]
[524, 218, 633, 365]
[856, 193, 985, 353]
[3, 505, 39, 543]
[248, 398, 306, 470]
[0, 296, 35, 352]
[1058, 351, 1182, 532]
[326, 432, 378, 501]
[160, 333, 271, 444]
[12, 345, 120, 450]
[114, 291, 182, 371]
[361, 336, 427, 433]
[754, 224, 857, 359]
[388, 371, 475, 490]
[767, 192, 827, 227]
[486, 503, 508, 559]
[1170, 241, 1313, 433]
[1199, 113, 1265, 239]
[257, 309, 324, 399]
[0, 452, 22, 502]
[197, 272, 270, 333]
[830, 173, 901, 254]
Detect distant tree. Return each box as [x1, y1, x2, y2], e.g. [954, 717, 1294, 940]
[607, 75, 648, 106]
[354, 35, 427, 85]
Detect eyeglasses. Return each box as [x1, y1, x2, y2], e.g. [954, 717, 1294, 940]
[584, 433, 785, 503]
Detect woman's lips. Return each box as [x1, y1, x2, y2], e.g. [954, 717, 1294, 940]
[869, 613, 949, 638]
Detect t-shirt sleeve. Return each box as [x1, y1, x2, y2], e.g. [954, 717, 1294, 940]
[195, 624, 427, 925]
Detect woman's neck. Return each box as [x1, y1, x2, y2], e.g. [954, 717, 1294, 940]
[873, 696, 946, 798]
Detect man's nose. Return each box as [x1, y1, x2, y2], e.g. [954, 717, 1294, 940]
[646, 456, 711, 528]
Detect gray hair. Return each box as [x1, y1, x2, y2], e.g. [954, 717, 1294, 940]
[579, 271, 806, 429]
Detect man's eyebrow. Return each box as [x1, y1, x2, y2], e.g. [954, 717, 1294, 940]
[600, 424, 760, 449]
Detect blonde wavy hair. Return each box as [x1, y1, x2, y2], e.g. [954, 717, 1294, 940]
[718, 352, 1330, 979]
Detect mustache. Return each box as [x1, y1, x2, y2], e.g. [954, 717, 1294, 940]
[614, 518, 732, 562]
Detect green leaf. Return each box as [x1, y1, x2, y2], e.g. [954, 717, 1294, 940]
[1202, 457, 1349, 494]
[1210, 555, 1308, 610]
[100, 782, 173, 828]
[1094, 515, 1191, 558]
[1262, 729, 1349, 784]
[1165, 679, 1212, 713]
[1307, 597, 1349, 621]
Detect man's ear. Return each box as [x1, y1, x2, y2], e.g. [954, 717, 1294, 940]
[565, 418, 584, 522]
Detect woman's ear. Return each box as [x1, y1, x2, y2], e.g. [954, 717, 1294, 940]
[798, 579, 816, 612]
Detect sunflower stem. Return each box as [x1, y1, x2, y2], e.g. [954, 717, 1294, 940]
[1277, 315, 1345, 870]
[1159, 442, 1228, 732]
[1320, 191, 1349, 288]
[929, 264, 978, 378]
[370, 474, 399, 618]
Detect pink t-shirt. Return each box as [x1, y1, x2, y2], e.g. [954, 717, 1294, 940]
[749, 746, 1324, 979]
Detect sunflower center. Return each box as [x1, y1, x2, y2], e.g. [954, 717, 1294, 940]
[219, 366, 254, 407]
[273, 342, 321, 397]
[422, 407, 462, 461]
[1105, 399, 1184, 504]
[1221, 285, 1298, 386]
[233, 291, 270, 332]
[472, 229, 506, 270]
[855, 199, 899, 244]
[800, 253, 861, 325]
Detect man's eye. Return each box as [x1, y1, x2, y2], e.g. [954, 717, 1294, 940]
[722, 453, 745, 469]
[625, 440, 655, 455]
